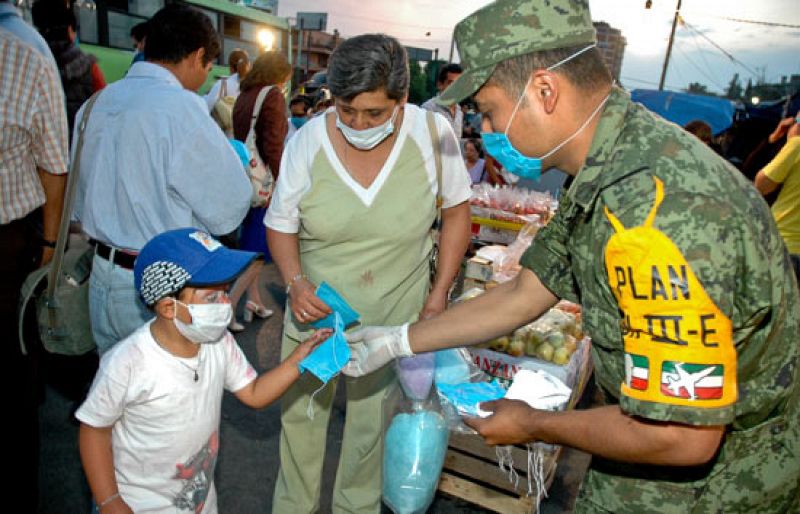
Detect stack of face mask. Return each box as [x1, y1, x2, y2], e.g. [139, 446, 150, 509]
[298, 283, 359, 383]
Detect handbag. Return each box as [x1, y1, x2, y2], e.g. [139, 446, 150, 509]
[211, 78, 237, 138]
[425, 111, 443, 285]
[18, 92, 102, 356]
[245, 85, 275, 208]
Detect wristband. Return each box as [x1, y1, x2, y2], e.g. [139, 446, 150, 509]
[285, 273, 307, 295]
[41, 238, 57, 248]
[98, 492, 120, 509]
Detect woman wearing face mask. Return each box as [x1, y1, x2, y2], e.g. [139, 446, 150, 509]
[265, 34, 472, 513]
[225, 52, 293, 332]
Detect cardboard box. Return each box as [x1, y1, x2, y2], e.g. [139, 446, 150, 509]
[464, 256, 494, 282]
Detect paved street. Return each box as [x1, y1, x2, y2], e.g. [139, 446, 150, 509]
[37, 263, 589, 513]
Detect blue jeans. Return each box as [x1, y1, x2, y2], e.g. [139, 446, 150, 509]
[89, 254, 153, 354]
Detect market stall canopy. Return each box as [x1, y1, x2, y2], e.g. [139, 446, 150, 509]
[631, 89, 736, 135]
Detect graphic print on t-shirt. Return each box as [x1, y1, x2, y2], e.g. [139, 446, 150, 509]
[172, 431, 219, 513]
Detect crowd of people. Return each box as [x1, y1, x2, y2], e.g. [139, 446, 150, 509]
[2, 0, 799, 513]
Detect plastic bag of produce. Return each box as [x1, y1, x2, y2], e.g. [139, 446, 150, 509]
[382, 394, 449, 514]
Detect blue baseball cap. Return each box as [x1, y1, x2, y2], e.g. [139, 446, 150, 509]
[134, 228, 259, 306]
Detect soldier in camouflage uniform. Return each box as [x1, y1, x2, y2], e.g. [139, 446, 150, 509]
[342, 0, 800, 512]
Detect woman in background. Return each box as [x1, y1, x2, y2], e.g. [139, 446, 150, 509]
[226, 51, 291, 331]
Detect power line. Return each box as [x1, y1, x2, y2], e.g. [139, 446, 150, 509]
[673, 41, 726, 91]
[621, 75, 683, 90]
[694, 13, 800, 29]
[680, 18, 760, 79]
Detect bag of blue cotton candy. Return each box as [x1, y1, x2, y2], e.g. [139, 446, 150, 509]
[382, 392, 449, 514]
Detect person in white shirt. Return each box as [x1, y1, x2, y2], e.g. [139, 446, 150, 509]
[421, 63, 464, 138]
[77, 228, 329, 514]
[203, 48, 250, 112]
[71, 5, 251, 355]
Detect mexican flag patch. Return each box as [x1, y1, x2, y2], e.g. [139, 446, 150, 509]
[660, 361, 723, 400]
[624, 353, 649, 390]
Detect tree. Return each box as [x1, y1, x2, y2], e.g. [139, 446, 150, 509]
[725, 73, 742, 100]
[408, 59, 428, 105]
[744, 78, 753, 100]
[686, 82, 714, 96]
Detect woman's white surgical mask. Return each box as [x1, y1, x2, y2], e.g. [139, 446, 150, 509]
[336, 106, 399, 150]
[173, 299, 232, 344]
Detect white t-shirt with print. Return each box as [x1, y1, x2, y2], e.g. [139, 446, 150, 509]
[265, 103, 472, 233]
[76, 321, 257, 513]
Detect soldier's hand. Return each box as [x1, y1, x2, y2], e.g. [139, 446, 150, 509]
[464, 399, 541, 446]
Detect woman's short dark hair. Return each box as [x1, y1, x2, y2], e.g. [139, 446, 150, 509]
[144, 5, 220, 66]
[327, 34, 409, 101]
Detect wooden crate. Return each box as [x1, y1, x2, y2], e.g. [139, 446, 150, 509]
[438, 434, 560, 513]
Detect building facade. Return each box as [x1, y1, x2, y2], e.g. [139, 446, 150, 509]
[594, 21, 626, 82]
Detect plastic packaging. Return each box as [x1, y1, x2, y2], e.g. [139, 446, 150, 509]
[396, 353, 435, 402]
[382, 392, 448, 514]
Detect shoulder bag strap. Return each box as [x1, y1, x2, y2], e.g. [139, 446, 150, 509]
[220, 77, 228, 100]
[247, 86, 273, 140]
[426, 110, 443, 229]
[45, 91, 102, 299]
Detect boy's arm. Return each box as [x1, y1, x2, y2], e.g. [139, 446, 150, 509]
[234, 329, 331, 409]
[79, 423, 133, 514]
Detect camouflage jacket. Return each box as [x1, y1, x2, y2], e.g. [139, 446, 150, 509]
[521, 87, 800, 513]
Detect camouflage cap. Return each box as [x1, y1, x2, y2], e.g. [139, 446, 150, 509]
[438, 0, 596, 106]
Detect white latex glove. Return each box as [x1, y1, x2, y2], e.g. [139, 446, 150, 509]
[342, 324, 413, 376]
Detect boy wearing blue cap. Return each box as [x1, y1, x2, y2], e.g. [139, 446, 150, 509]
[76, 228, 329, 514]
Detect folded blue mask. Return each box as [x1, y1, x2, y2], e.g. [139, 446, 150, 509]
[437, 381, 507, 418]
[311, 282, 359, 330]
[299, 311, 351, 383]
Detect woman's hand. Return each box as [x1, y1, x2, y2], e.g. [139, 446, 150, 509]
[289, 278, 332, 324]
[419, 288, 448, 320]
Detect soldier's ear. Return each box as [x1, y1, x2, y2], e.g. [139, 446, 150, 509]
[531, 70, 558, 114]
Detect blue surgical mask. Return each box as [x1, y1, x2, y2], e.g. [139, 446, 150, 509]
[291, 116, 307, 129]
[336, 106, 399, 150]
[481, 44, 604, 181]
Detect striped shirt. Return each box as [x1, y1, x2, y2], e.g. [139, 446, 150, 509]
[0, 28, 69, 224]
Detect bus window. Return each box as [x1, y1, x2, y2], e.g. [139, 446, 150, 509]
[108, 11, 147, 49]
[128, 0, 163, 17]
[76, 5, 99, 44]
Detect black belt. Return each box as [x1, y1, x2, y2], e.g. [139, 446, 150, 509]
[93, 240, 137, 270]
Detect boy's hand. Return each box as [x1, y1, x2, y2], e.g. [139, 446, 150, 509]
[288, 329, 332, 365]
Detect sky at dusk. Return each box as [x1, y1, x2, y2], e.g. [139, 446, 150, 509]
[277, 0, 800, 95]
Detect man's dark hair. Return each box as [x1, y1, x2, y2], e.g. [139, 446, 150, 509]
[488, 45, 612, 98]
[290, 97, 311, 109]
[130, 21, 148, 43]
[437, 63, 462, 85]
[31, 1, 76, 42]
[144, 5, 220, 65]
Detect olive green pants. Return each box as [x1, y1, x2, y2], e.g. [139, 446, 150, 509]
[272, 333, 397, 514]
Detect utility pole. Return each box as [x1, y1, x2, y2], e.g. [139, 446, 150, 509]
[658, 0, 682, 91]
[296, 18, 304, 88]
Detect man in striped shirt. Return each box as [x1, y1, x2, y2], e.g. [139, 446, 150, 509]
[0, 26, 69, 509]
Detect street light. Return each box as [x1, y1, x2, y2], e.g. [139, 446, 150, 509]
[646, 0, 683, 91]
[751, 96, 760, 105]
[257, 29, 275, 51]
